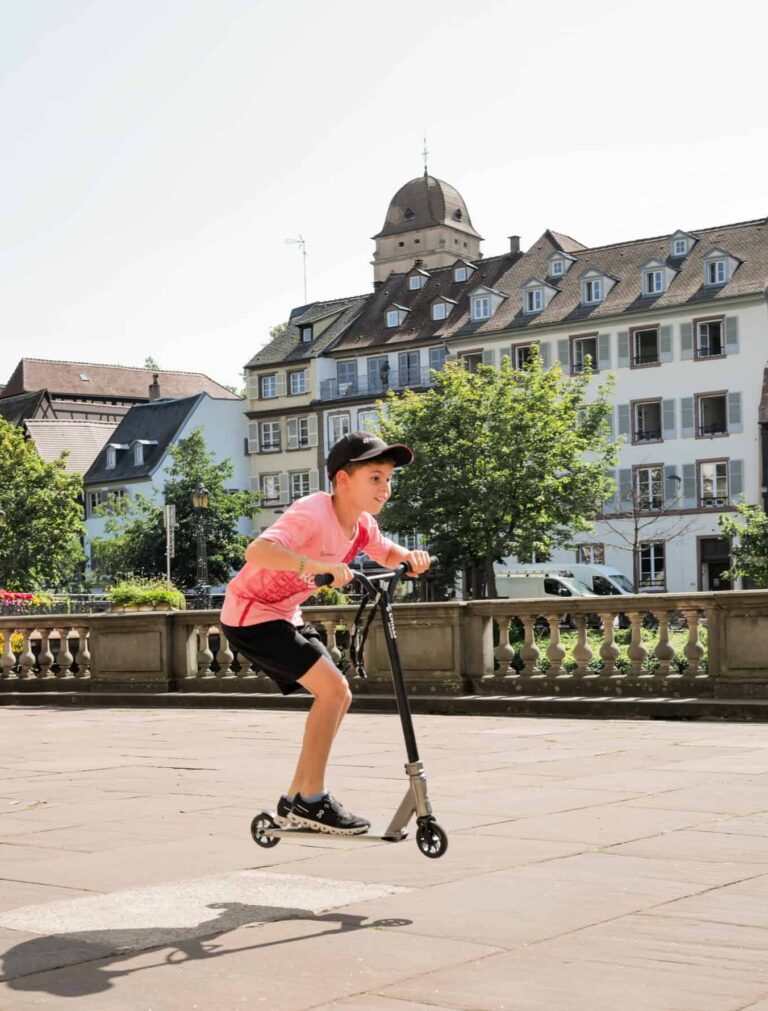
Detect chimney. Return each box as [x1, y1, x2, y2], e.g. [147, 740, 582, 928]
[414, 258, 423, 268]
[508, 235, 521, 254]
[149, 373, 161, 401]
[373, 280, 384, 291]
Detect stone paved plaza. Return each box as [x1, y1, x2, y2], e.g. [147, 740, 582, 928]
[2, 706, 768, 1009]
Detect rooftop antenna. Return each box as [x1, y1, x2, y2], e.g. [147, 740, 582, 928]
[285, 235, 308, 303]
[422, 132, 429, 176]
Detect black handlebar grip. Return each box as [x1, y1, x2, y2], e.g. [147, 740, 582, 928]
[313, 574, 334, 587]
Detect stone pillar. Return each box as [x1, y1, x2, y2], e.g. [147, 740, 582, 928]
[89, 611, 175, 692]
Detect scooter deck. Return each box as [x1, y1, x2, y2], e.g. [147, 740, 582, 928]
[262, 819, 408, 843]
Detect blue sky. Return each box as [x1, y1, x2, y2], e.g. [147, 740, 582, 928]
[1, 0, 766, 390]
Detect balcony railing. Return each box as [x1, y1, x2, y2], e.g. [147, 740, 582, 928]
[699, 422, 727, 436]
[319, 367, 437, 402]
[701, 495, 729, 508]
[635, 429, 662, 442]
[632, 353, 660, 366]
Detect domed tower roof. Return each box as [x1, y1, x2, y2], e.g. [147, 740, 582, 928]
[373, 173, 482, 240]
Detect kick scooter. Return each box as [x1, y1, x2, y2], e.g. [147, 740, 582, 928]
[250, 560, 448, 859]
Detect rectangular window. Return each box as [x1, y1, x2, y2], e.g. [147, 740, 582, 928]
[514, 344, 533, 369]
[357, 409, 379, 434]
[696, 319, 724, 358]
[398, 350, 420, 387]
[583, 279, 602, 304]
[300, 325, 313, 343]
[366, 356, 389, 393]
[699, 460, 729, 507]
[471, 296, 491, 320]
[639, 542, 666, 590]
[432, 301, 447, 321]
[632, 327, 659, 366]
[644, 270, 664, 295]
[454, 266, 467, 282]
[698, 394, 727, 437]
[460, 351, 483, 373]
[572, 335, 598, 374]
[297, 417, 310, 448]
[261, 474, 280, 502]
[261, 374, 277, 398]
[336, 360, 358, 396]
[408, 275, 423, 290]
[429, 345, 447, 373]
[550, 259, 564, 277]
[633, 401, 662, 443]
[87, 488, 125, 518]
[576, 543, 605, 564]
[386, 309, 400, 328]
[260, 421, 280, 451]
[707, 260, 727, 285]
[673, 239, 687, 256]
[290, 471, 310, 501]
[636, 465, 663, 510]
[289, 370, 307, 395]
[525, 289, 543, 313]
[329, 412, 350, 445]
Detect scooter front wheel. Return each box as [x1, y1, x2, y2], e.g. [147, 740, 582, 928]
[251, 812, 280, 848]
[416, 819, 448, 859]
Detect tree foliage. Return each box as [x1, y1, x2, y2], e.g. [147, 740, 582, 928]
[377, 352, 618, 597]
[0, 418, 86, 590]
[90, 428, 259, 587]
[720, 504, 768, 587]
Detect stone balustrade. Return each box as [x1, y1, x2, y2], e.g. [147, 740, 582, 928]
[2, 590, 768, 699]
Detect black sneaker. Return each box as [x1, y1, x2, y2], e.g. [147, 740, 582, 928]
[290, 793, 370, 836]
[274, 795, 295, 828]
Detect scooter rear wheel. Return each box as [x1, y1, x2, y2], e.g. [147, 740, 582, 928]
[416, 820, 448, 859]
[251, 812, 280, 848]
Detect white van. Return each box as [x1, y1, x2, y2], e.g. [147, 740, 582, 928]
[494, 572, 597, 600]
[498, 563, 634, 596]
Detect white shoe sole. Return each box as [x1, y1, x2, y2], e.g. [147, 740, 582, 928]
[289, 813, 369, 836]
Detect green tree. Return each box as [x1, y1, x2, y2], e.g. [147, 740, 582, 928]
[91, 428, 259, 586]
[143, 356, 161, 370]
[269, 322, 288, 339]
[0, 418, 86, 590]
[377, 351, 617, 598]
[720, 503, 768, 586]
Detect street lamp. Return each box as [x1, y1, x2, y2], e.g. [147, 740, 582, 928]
[192, 481, 210, 609]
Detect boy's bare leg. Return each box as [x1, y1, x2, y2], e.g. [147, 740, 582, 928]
[286, 657, 352, 799]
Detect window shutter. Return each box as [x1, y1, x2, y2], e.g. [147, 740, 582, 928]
[309, 470, 319, 494]
[659, 325, 673, 363]
[617, 403, 631, 439]
[287, 418, 298, 450]
[246, 375, 260, 401]
[275, 372, 287, 397]
[247, 421, 259, 454]
[303, 368, 309, 391]
[617, 330, 630, 368]
[727, 392, 743, 434]
[307, 414, 318, 447]
[680, 322, 694, 360]
[482, 349, 496, 367]
[618, 468, 633, 511]
[249, 475, 260, 492]
[664, 464, 680, 507]
[729, 459, 744, 502]
[682, 463, 697, 508]
[725, 316, 739, 355]
[662, 398, 676, 439]
[604, 468, 617, 514]
[278, 472, 289, 504]
[680, 397, 695, 438]
[557, 339, 570, 370]
[539, 342, 551, 370]
[597, 333, 611, 370]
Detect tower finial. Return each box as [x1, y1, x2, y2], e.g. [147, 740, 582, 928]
[422, 132, 429, 176]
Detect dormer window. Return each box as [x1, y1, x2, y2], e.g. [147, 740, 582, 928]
[670, 230, 696, 259]
[133, 443, 144, 466]
[106, 447, 116, 470]
[386, 304, 409, 328]
[707, 259, 727, 286]
[431, 297, 456, 322]
[673, 238, 687, 257]
[525, 289, 543, 314]
[408, 275, 423, 290]
[471, 296, 491, 320]
[521, 277, 557, 316]
[300, 325, 313, 343]
[469, 286, 505, 322]
[454, 266, 467, 283]
[547, 251, 576, 279]
[644, 269, 664, 295]
[702, 247, 738, 287]
[550, 259, 564, 277]
[583, 278, 602, 304]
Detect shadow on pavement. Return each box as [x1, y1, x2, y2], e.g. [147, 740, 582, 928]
[1, 901, 412, 997]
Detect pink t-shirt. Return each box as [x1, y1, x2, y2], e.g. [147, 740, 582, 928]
[221, 492, 396, 627]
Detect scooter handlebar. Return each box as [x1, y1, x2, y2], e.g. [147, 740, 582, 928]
[313, 556, 437, 588]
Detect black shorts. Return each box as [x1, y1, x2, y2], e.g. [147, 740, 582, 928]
[220, 620, 333, 696]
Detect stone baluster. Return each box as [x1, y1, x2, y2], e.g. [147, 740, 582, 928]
[494, 616, 515, 675]
[627, 611, 648, 677]
[322, 621, 342, 664]
[571, 615, 593, 678]
[197, 626, 215, 678]
[519, 615, 540, 675]
[38, 629, 56, 680]
[682, 609, 705, 677]
[654, 611, 675, 676]
[18, 629, 37, 680]
[57, 628, 75, 679]
[599, 614, 620, 677]
[1, 630, 17, 680]
[216, 627, 236, 679]
[75, 628, 91, 679]
[545, 614, 566, 678]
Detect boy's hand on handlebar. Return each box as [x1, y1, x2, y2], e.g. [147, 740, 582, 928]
[404, 550, 432, 576]
[310, 560, 354, 588]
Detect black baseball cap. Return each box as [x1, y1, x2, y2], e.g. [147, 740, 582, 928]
[326, 432, 414, 480]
